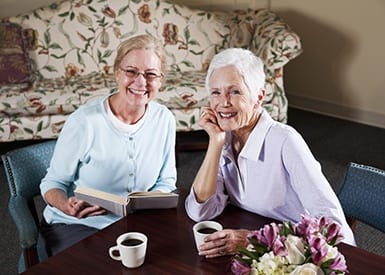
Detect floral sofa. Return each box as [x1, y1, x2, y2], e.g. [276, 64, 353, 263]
[0, 0, 302, 142]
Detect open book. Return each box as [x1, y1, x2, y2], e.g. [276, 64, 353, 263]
[74, 186, 179, 216]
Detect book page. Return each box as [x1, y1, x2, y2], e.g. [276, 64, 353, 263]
[74, 186, 129, 216]
[75, 186, 128, 204]
[128, 193, 179, 210]
[128, 191, 178, 198]
[74, 186, 179, 216]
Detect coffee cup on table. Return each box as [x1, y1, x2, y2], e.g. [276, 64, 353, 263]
[108, 232, 148, 268]
[193, 220, 223, 251]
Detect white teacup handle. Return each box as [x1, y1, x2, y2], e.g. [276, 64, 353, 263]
[109, 245, 121, 261]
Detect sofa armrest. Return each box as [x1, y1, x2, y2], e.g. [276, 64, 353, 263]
[251, 9, 302, 69]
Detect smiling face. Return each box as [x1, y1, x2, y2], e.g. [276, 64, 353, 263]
[115, 48, 162, 108]
[208, 65, 263, 132]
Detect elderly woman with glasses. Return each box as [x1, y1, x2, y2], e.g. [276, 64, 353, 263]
[185, 48, 355, 258]
[39, 34, 176, 256]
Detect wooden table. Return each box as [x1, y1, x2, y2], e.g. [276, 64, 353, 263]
[23, 191, 385, 275]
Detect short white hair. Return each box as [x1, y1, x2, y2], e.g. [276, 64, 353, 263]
[205, 48, 265, 101]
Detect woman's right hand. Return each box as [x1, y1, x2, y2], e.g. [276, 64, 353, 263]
[64, 196, 106, 218]
[198, 229, 250, 258]
[45, 188, 106, 218]
[191, 107, 226, 202]
[199, 107, 225, 145]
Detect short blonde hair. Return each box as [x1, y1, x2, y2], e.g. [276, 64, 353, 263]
[113, 34, 167, 75]
[205, 48, 265, 101]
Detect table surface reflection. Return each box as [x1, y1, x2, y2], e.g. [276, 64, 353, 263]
[23, 190, 385, 275]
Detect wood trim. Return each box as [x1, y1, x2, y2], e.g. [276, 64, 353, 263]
[287, 94, 385, 129]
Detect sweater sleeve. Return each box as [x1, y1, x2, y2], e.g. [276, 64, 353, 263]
[185, 168, 228, 222]
[40, 110, 89, 198]
[150, 110, 177, 193]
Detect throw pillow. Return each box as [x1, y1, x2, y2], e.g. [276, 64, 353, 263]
[0, 22, 33, 85]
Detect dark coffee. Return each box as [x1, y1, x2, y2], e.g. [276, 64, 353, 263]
[197, 227, 217, 234]
[121, 238, 143, 247]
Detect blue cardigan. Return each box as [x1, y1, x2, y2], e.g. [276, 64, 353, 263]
[41, 95, 177, 229]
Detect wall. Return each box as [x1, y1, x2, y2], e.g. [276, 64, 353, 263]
[176, 0, 385, 128]
[0, 0, 55, 18]
[175, 0, 269, 11]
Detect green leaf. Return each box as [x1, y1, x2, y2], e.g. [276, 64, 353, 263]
[59, 12, 69, 17]
[23, 128, 34, 134]
[233, 254, 253, 266]
[103, 49, 113, 58]
[42, 65, 58, 72]
[190, 115, 195, 125]
[280, 220, 294, 236]
[118, 5, 129, 16]
[49, 43, 63, 50]
[238, 246, 261, 261]
[77, 51, 85, 67]
[184, 28, 191, 42]
[88, 6, 97, 13]
[44, 31, 51, 45]
[37, 121, 43, 132]
[181, 60, 194, 68]
[188, 39, 200, 46]
[190, 50, 204, 55]
[97, 49, 103, 63]
[248, 238, 268, 255]
[51, 54, 66, 59]
[178, 120, 188, 127]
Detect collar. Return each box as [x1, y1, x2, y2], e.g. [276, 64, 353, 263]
[221, 109, 274, 163]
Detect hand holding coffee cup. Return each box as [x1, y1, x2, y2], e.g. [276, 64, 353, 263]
[109, 232, 147, 268]
[193, 220, 223, 252]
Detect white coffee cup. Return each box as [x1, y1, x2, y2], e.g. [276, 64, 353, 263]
[108, 232, 148, 268]
[193, 220, 223, 251]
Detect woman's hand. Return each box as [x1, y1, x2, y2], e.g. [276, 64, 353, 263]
[63, 196, 107, 218]
[199, 107, 225, 145]
[197, 229, 250, 258]
[45, 188, 106, 218]
[192, 108, 226, 202]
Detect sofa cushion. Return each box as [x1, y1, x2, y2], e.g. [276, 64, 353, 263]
[0, 70, 208, 113]
[0, 22, 33, 85]
[0, 72, 116, 116]
[159, 70, 207, 109]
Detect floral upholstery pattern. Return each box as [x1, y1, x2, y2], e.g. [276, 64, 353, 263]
[0, 0, 302, 142]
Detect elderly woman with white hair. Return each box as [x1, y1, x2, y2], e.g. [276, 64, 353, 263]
[184, 48, 355, 258]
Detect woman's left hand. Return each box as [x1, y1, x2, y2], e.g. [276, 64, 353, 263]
[198, 229, 250, 258]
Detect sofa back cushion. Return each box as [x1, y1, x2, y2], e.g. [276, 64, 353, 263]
[10, 0, 248, 79]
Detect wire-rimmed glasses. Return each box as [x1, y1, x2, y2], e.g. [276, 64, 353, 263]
[119, 67, 163, 82]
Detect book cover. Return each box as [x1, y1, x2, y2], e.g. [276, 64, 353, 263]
[74, 186, 179, 216]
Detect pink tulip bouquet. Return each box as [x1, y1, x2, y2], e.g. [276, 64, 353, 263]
[231, 215, 348, 275]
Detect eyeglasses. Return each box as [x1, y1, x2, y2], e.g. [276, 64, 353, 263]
[119, 67, 163, 82]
